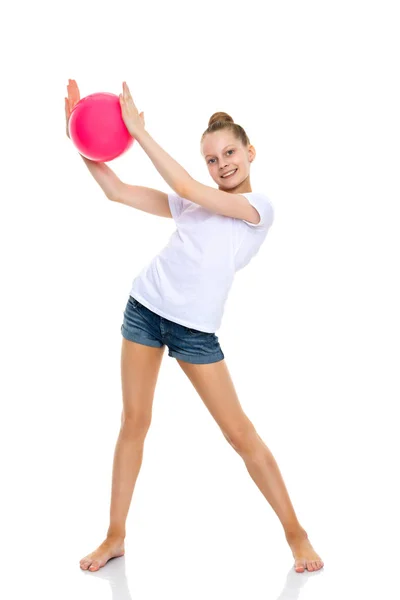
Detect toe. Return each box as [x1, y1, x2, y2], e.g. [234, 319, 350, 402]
[307, 561, 314, 571]
[89, 562, 99, 571]
[295, 560, 305, 572]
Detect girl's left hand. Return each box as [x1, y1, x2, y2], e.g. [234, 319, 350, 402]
[119, 81, 145, 137]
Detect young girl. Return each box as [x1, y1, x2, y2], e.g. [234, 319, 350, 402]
[65, 80, 324, 574]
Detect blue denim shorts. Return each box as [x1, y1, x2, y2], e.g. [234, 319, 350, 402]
[121, 295, 225, 365]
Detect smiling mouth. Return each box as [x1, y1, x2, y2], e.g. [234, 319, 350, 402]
[221, 168, 238, 178]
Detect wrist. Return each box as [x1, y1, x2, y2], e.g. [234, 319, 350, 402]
[133, 127, 148, 144]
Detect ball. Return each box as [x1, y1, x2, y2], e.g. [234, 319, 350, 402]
[68, 92, 134, 162]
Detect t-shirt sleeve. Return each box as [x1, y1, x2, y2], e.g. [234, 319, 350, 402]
[241, 193, 275, 229]
[168, 192, 191, 222]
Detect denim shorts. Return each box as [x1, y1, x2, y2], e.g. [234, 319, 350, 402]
[121, 295, 225, 365]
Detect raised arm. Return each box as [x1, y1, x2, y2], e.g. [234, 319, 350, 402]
[113, 184, 172, 218]
[65, 80, 171, 217]
[78, 155, 122, 202]
[65, 80, 122, 201]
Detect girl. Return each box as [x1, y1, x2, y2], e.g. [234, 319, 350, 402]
[65, 80, 324, 574]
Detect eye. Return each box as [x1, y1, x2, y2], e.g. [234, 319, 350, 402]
[207, 149, 235, 165]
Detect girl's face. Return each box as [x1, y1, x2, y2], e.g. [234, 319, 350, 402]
[201, 131, 255, 192]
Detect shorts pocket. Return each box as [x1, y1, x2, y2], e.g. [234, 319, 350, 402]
[128, 296, 139, 308]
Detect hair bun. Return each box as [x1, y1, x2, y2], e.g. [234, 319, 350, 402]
[208, 112, 234, 128]
[201, 112, 250, 154]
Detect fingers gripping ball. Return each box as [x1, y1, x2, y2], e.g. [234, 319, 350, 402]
[68, 92, 134, 162]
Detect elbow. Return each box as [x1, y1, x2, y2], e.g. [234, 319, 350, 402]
[177, 177, 195, 201]
[108, 182, 123, 203]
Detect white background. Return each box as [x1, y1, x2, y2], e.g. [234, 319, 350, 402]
[1, 1, 399, 598]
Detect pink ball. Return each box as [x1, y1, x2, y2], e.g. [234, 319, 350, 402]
[68, 92, 134, 162]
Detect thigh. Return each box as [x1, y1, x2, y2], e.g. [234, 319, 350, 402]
[121, 295, 164, 349]
[165, 320, 225, 365]
[175, 358, 254, 444]
[120, 336, 165, 429]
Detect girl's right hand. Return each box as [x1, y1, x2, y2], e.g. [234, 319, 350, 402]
[65, 79, 80, 139]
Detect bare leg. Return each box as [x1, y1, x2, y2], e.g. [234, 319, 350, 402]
[175, 358, 324, 573]
[106, 424, 148, 539]
[239, 433, 324, 572]
[79, 339, 165, 571]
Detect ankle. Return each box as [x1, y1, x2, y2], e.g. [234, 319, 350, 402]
[284, 525, 308, 542]
[106, 528, 126, 541]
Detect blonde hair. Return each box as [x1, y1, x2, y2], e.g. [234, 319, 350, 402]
[201, 112, 250, 153]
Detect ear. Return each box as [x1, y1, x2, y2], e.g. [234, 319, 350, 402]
[248, 144, 256, 162]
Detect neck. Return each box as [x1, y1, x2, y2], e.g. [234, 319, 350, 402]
[219, 178, 252, 194]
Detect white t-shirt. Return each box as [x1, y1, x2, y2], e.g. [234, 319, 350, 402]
[129, 191, 274, 333]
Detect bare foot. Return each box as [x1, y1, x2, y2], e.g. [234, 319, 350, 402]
[286, 530, 324, 573]
[80, 536, 125, 571]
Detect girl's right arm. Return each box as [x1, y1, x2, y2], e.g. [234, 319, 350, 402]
[65, 80, 172, 217]
[78, 154, 122, 202]
[80, 155, 173, 218]
[114, 184, 172, 218]
[65, 80, 121, 202]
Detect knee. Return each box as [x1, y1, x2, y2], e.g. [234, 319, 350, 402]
[121, 411, 152, 437]
[222, 422, 259, 454]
